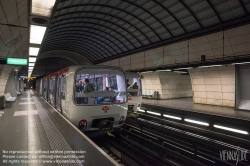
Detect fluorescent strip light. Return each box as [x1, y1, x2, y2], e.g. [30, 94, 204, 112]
[209, 65, 223, 67]
[141, 71, 153, 73]
[175, 67, 192, 70]
[156, 69, 172, 72]
[198, 66, 210, 68]
[29, 63, 35, 67]
[147, 111, 161, 116]
[174, 71, 187, 73]
[214, 125, 249, 135]
[31, 0, 56, 17]
[30, 25, 47, 44]
[137, 109, 145, 112]
[29, 67, 34, 69]
[29, 47, 40, 56]
[184, 119, 209, 126]
[233, 62, 250, 65]
[29, 57, 37, 63]
[163, 114, 182, 120]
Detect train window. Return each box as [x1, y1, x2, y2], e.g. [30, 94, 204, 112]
[127, 77, 142, 96]
[75, 70, 127, 105]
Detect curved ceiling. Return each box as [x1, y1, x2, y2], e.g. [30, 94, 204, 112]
[40, 0, 250, 64]
[32, 57, 76, 77]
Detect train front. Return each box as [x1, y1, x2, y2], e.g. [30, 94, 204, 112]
[68, 66, 128, 131]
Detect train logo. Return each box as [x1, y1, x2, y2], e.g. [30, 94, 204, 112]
[102, 106, 109, 113]
[128, 97, 132, 101]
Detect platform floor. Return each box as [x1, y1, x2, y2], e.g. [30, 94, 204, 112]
[0, 90, 118, 166]
[142, 98, 250, 121]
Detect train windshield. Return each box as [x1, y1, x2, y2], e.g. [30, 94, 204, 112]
[126, 76, 142, 96]
[75, 70, 127, 105]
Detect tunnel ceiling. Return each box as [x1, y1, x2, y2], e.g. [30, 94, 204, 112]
[32, 57, 76, 77]
[40, 0, 250, 64]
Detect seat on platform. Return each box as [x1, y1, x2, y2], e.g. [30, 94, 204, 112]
[4, 93, 16, 102]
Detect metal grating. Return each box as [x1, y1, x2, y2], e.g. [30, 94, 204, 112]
[33, 96, 83, 166]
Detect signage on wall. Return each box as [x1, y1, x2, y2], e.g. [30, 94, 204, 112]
[6, 58, 28, 66]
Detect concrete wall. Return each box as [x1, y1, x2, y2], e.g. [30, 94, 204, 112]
[189, 65, 235, 107]
[141, 72, 192, 99]
[4, 69, 15, 97]
[0, 65, 13, 96]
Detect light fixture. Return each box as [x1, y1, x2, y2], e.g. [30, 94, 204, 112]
[198, 66, 210, 68]
[147, 111, 161, 116]
[29, 57, 37, 63]
[137, 109, 145, 112]
[214, 125, 248, 135]
[209, 65, 223, 67]
[163, 114, 182, 120]
[174, 71, 188, 73]
[30, 25, 47, 44]
[29, 63, 35, 67]
[31, 0, 56, 17]
[29, 47, 40, 56]
[232, 62, 250, 65]
[175, 67, 192, 70]
[155, 69, 172, 72]
[141, 71, 153, 73]
[184, 119, 209, 126]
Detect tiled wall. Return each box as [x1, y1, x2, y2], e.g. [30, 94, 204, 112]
[159, 72, 192, 99]
[189, 65, 235, 107]
[141, 72, 192, 99]
[99, 24, 250, 69]
[99, 24, 250, 106]
[0, 65, 13, 96]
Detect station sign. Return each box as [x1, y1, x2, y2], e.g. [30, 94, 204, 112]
[6, 58, 28, 66]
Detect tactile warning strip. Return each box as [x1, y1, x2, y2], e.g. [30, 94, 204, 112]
[33, 96, 83, 166]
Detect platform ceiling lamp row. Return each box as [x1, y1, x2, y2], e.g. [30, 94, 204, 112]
[28, 0, 56, 76]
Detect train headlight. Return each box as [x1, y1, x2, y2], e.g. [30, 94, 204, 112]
[79, 120, 87, 130]
[119, 116, 125, 125]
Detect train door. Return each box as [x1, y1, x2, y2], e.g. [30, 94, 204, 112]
[60, 75, 66, 114]
[55, 76, 62, 112]
[43, 79, 48, 100]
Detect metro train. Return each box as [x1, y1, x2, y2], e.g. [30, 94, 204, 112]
[125, 72, 142, 113]
[36, 65, 128, 131]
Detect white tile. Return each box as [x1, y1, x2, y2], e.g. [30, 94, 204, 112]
[191, 36, 209, 45]
[222, 85, 235, 93]
[206, 85, 222, 92]
[222, 100, 235, 107]
[194, 43, 211, 52]
[226, 24, 250, 38]
[207, 99, 222, 105]
[223, 93, 235, 100]
[206, 92, 222, 99]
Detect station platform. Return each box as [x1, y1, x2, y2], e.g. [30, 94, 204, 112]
[142, 98, 250, 121]
[0, 90, 119, 166]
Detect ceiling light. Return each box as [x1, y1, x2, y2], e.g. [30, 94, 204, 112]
[141, 71, 153, 73]
[174, 71, 188, 73]
[156, 69, 172, 72]
[29, 67, 34, 70]
[184, 119, 209, 126]
[163, 114, 182, 120]
[30, 25, 47, 44]
[198, 66, 210, 68]
[31, 0, 56, 17]
[137, 109, 145, 112]
[232, 62, 250, 65]
[147, 111, 161, 116]
[214, 125, 248, 135]
[29, 47, 40, 56]
[209, 65, 223, 67]
[29, 57, 37, 63]
[29, 63, 35, 67]
[175, 67, 192, 70]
